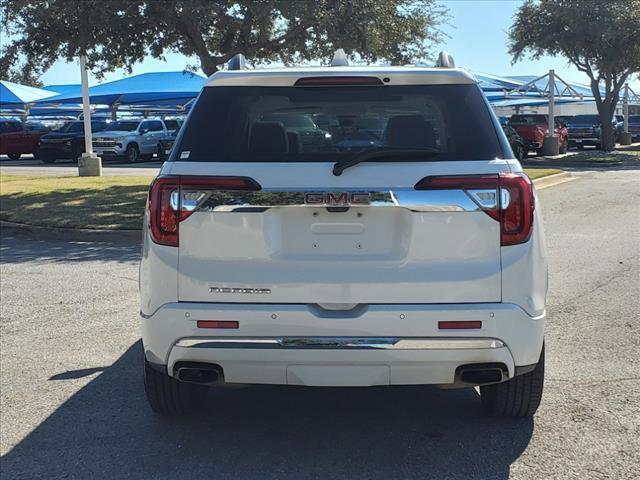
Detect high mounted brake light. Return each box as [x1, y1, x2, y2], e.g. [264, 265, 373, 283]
[414, 173, 534, 246]
[294, 76, 384, 86]
[148, 176, 261, 247]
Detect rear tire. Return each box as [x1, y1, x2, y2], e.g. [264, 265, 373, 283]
[7, 153, 21, 161]
[144, 358, 207, 416]
[480, 344, 544, 417]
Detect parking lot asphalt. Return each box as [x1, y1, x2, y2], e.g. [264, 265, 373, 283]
[0, 156, 161, 176]
[1, 169, 639, 480]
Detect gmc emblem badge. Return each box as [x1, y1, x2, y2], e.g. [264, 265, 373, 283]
[304, 192, 370, 206]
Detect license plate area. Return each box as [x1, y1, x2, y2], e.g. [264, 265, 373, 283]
[265, 207, 412, 260]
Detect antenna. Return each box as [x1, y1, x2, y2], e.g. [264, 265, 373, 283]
[227, 54, 246, 71]
[331, 49, 349, 67]
[435, 51, 455, 68]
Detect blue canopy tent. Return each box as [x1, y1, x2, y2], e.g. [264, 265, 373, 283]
[474, 72, 525, 92]
[36, 71, 207, 107]
[488, 97, 587, 108]
[42, 84, 81, 96]
[506, 75, 601, 98]
[0, 80, 58, 110]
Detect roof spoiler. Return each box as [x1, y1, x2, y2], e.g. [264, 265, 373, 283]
[435, 51, 455, 68]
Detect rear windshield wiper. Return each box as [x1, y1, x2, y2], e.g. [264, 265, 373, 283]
[332, 147, 439, 176]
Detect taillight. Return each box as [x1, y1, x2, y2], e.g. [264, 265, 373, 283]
[149, 177, 180, 247]
[414, 173, 534, 246]
[148, 176, 261, 247]
[499, 173, 535, 246]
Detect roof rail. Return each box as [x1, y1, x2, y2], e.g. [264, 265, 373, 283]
[227, 54, 246, 71]
[331, 49, 349, 67]
[435, 51, 455, 68]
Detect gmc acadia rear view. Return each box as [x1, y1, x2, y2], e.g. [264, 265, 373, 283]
[140, 53, 547, 418]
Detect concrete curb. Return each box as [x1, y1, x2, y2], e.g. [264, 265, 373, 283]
[523, 160, 623, 168]
[0, 173, 571, 243]
[1, 220, 141, 243]
[530, 171, 574, 190]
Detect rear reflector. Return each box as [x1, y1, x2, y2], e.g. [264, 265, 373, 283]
[438, 321, 482, 329]
[148, 175, 261, 247]
[197, 320, 239, 329]
[294, 76, 384, 86]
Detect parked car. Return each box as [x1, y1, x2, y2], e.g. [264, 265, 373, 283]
[508, 114, 569, 155]
[163, 118, 183, 132]
[502, 124, 526, 161]
[627, 115, 640, 142]
[555, 115, 574, 126]
[0, 118, 46, 160]
[92, 118, 168, 162]
[157, 126, 183, 161]
[565, 114, 619, 150]
[140, 56, 547, 418]
[38, 120, 108, 163]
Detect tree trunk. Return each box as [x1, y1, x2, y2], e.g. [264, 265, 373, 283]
[589, 75, 620, 152]
[598, 100, 616, 151]
[199, 56, 219, 77]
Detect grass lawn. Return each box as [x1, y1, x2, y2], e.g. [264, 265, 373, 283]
[0, 169, 561, 230]
[525, 168, 562, 180]
[0, 175, 153, 230]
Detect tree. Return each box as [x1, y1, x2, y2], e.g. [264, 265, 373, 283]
[1, 0, 448, 80]
[509, 0, 640, 150]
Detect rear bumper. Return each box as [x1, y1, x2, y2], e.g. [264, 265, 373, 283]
[141, 302, 545, 386]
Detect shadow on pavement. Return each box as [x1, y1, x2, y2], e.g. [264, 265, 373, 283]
[0, 237, 140, 264]
[2, 342, 534, 480]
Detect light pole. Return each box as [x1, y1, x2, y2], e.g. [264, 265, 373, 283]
[77, 54, 102, 176]
[620, 83, 632, 145]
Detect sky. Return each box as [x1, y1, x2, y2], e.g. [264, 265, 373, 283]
[39, 0, 639, 90]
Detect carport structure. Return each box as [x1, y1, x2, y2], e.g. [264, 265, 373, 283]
[35, 71, 207, 119]
[0, 80, 58, 119]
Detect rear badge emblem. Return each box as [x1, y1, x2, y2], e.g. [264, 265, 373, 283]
[209, 287, 271, 295]
[304, 192, 370, 206]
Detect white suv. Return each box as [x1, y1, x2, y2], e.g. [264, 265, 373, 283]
[140, 54, 547, 417]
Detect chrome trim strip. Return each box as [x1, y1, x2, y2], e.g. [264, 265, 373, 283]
[174, 337, 505, 350]
[192, 189, 487, 213]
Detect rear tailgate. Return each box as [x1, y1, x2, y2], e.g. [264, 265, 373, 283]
[169, 161, 507, 305]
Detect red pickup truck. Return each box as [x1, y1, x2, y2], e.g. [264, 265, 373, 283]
[508, 114, 569, 156]
[0, 118, 46, 160]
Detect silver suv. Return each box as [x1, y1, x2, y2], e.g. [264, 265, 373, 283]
[140, 54, 547, 418]
[92, 118, 167, 162]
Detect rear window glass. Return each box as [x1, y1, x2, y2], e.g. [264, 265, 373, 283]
[108, 120, 139, 131]
[164, 119, 181, 130]
[175, 84, 502, 162]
